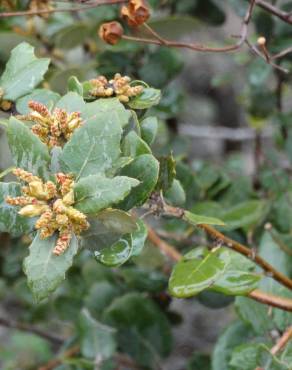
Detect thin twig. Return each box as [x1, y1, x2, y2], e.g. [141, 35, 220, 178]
[148, 225, 181, 262]
[0, 317, 64, 345]
[0, 0, 126, 17]
[270, 326, 292, 355]
[256, 0, 292, 25]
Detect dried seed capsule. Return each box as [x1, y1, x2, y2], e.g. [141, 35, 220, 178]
[99, 21, 124, 45]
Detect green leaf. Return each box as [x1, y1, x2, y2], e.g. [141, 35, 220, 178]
[168, 247, 229, 298]
[210, 249, 261, 296]
[235, 296, 274, 334]
[127, 88, 161, 109]
[23, 232, 78, 302]
[165, 179, 186, 206]
[156, 154, 176, 192]
[67, 76, 83, 96]
[221, 200, 267, 230]
[131, 219, 148, 256]
[74, 175, 139, 214]
[95, 234, 133, 267]
[141, 116, 158, 145]
[0, 42, 50, 101]
[7, 117, 50, 179]
[96, 209, 137, 234]
[103, 293, 172, 367]
[79, 309, 116, 360]
[0, 182, 34, 237]
[258, 231, 292, 331]
[118, 154, 160, 210]
[60, 108, 122, 179]
[54, 23, 90, 50]
[183, 210, 225, 226]
[212, 321, 253, 370]
[230, 343, 289, 370]
[16, 89, 60, 115]
[119, 267, 167, 293]
[80, 218, 122, 252]
[122, 131, 151, 157]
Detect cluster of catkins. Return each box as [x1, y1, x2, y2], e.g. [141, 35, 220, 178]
[24, 101, 83, 148]
[6, 169, 89, 255]
[89, 73, 144, 103]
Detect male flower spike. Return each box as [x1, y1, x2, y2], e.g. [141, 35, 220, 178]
[6, 169, 89, 255]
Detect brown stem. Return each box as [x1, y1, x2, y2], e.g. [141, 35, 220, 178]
[39, 345, 80, 370]
[256, 0, 292, 25]
[0, 0, 126, 17]
[270, 326, 292, 355]
[0, 317, 64, 345]
[147, 224, 292, 312]
[249, 290, 292, 312]
[148, 225, 181, 262]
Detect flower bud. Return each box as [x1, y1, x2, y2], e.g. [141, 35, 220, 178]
[63, 190, 74, 206]
[28, 181, 46, 199]
[19, 204, 49, 217]
[99, 21, 124, 45]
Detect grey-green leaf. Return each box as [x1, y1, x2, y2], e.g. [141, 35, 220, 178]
[79, 309, 116, 360]
[82, 98, 131, 128]
[7, 117, 50, 179]
[60, 109, 122, 179]
[74, 175, 139, 214]
[23, 232, 78, 302]
[0, 42, 50, 101]
[16, 89, 60, 115]
[55, 91, 85, 112]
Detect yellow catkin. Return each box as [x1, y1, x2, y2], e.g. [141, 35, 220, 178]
[13, 168, 41, 183]
[5, 196, 34, 206]
[26, 101, 83, 148]
[8, 170, 89, 255]
[90, 73, 143, 102]
[53, 229, 72, 256]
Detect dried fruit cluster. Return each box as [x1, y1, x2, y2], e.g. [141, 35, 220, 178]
[24, 101, 83, 148]
[99, 0, 150, 45]
[90, 73, 144, 103]
[6, 169, 89, 255]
